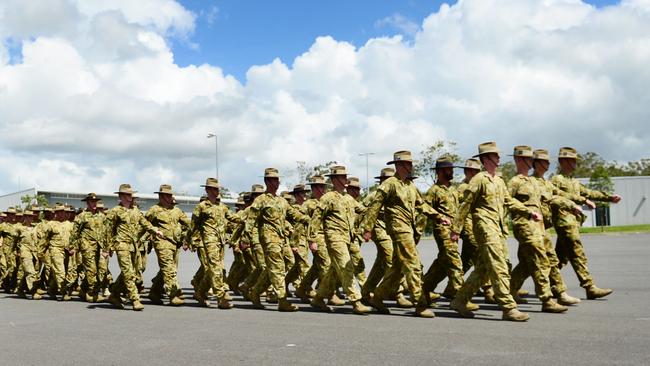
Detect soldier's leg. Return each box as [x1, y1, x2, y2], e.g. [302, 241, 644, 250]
[512, 224, 553, 302]
[348, 240, 366, 287]
[48, 247, 66, 295]
[115, 250, 140, 303]
[198, 243, 227, 300]
[556, 224, 594, 288]
[460, 233, 478, 273]
[192, 247, 207, 291]
[298, 241, 329, 295]
[285, 243, 309, 290]
[316, 241, 361, 302]
[483, 239, 518, 310]
[155, 247, 180, 301]
[260, 242, 286, 300]
[81, 248, 98, 298]
[243, 244, 265, 291]
[20, 252, 37, 294]
[543, 231, 567, 296]
[362, 238, 393, 298]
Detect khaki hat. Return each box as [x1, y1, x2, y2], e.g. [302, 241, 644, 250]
[81, 192, 100, 202]
[307, 175, 328, 186]
[30, 205, 42, 212]
[463, 158, 481, 170]
[65, 205, 76, 212]
[235, 196, 246, 206]
[374, 167, 395, 180]
[201, 177, 222, 189]
[264, 168, 280, 178]
[24, 209, 33, 215]
[388, 150, 413, 164]
[251, 184, 265, 194]
[199, 195, 208, 202]
[510, 145, 534, 158]
[326, 165, 348, 177]
[115, 184, 136, 195]
[432, 155, 461, 170]
[291, 184, 310, 194]
[558, 147, 578, 159]
[54, 204, 66, 211]
[5, 207, 16, 214]
[347, 177, 361, 188]
[16, 211, 24, 217]
[155, 184, 175, 195]
[533, 149, 550, 162]
[473, 141, 501, 157]
[96, 201, 105, 209]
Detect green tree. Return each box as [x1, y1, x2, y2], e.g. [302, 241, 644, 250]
[413, 140, 461, 185]
[588, 166, 614, 208]
[498, 161, 517, 183]
[20, 194, 48, 209]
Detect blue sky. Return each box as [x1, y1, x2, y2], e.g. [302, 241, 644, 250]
[174, 0, 621, 81]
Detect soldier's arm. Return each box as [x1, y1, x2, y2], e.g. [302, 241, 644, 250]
[287, 202, 309, 225]
[579, 182, 615, 202]
[140, 208, 161, 237]
[452, 179, 480, 234]
[306, 205, 323, 243]
[360, 184, 389, 233]
[504, 187, 535, 218]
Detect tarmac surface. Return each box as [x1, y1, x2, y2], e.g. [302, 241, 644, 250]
[1, 233, 649, 365]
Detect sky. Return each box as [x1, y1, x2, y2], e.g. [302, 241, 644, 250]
[0, 0, 648, 198]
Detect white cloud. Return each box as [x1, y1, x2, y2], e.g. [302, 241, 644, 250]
[375, 13, 420, 37]
[1, 0, 650, 200]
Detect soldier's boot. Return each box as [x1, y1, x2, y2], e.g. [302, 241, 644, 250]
[239, 285, 251, 301]
[62, 293, 72, 301]
[132, 300, 144, 311]
[512, 292, 528, 304]
[278, 298, 298, 312]
[295, 286, 311, 304]
[93, 294, 106, 303]
[484, 287, 497, 304]
[147, 292, 164, 305]
[36, 288, 47, 295]
[223, 291, 233, 301]
[327, 294, 345, 306]
[352, 300, 371, 315]
[465, 301, 480, 311]
[84, 292, 94, 303]
[308, 289, 317, 298]
[169, 296, 185, 306]
[368, 295, 390, 315]
[32, 292, 43, 300]
[517, 289, 529, 297]
[17, 291, 27, 299]
[249, 290, 265, 310]
[217, 298, 233, 309]
[396, 293, 414, 308]
[428, 292, 441, 301]
[449, 298, 476, 318]
[194, 292, 210, 307]
[557, 292, 581, 306]
[108, 294, 124, 310]
[586, 285, 613, 300]
[502, 308, 530, 322]
[414, 306, 435, 318]
[310, 295, 333, 313]
[541, 299, 568, 313]
[266, 291, 278, 304]
[47, 288, 58, 300]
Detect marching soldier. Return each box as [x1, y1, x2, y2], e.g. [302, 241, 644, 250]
[344, 176, 367, 288]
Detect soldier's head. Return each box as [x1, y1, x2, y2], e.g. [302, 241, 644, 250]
[43, 207, 54, 220]
[290, 184, 310, 205]
[81, 192, 100, 212]
[201, 178, 221, 204]
[475, 142, 501, 174]
[96, 201, 106, 212]
[307, 175, 327, 199]
[346, 177, 361, 198]
[250, 183, 265, 202]
[557, 147, 578, 174]
[511, 145, 534, 174]
[263, 168, 281, 195]
[53, 204, 67, 221]
[375, 167, 395, 185]
[462, 158, 481, 181]
[326, 166, 348, 193]
[388, 151, 414, 180]
[4, 207, 16, 223]
[22, 210, 35, 225]
[115, 184, 136, 207]
[532, 149, 550, 176]
[155, 184, 175, 208]
[433, 156, 458, 184]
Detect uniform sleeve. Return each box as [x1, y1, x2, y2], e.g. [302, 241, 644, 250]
[453, 178, 480, 234]
[306, 205, 324, 243]
[503, 184, 533, 218]
[188, 205, 203, 244]
[287, 200, 309, 225]
[579, 183, 613, 202]
[417, 189, 442, 219]
[70, 216, 83, 251]
[360, 182, 391, 233]
[140, 208, 159, 236]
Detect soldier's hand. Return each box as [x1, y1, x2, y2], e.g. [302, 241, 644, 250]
[438, 217, 451, 226]
[450, 232, 460, 242]
[585, 200, 596, 209]
[101, 251, 109, 258]
[531, 212, 542, 222]
[573, 205, 583, 216]
[362, 231, 372, 242]
[68, 248, 76, 255]
[155, 229, 164, 238]
[309, 242, 317, 252]
[611, 195, 622, 203]
[240, 242, 250, 250]
[182, 244, 189, 251]
[291, 247, 298, 253]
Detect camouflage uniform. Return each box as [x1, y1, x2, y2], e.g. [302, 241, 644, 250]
[18, 223, 40, 295]
[38, 219, 74, 296]
[298, 197, 330, 297]
[70, 209, 107, 300]
[360, 189, 393, 298]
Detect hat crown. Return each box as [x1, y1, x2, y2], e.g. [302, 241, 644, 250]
[251, 184, 265, 193]
[328, 165, 348, 176]
[464, 158, 481, 170]
[308, 175, 327, 185]
[558, 147, 578, 159]
[380, 167, 395, 177]
[116, 183, 135, 194]
[512, 145, 533, 157]
[156, 184, 174, 194]
[347, 176, 361, 187]
[264, 168, 280, 178]
[389, 150, 413, 164]
[533, 149, 550, 161]
[202, 177, 221, 188]
[477, 141, 500, 156]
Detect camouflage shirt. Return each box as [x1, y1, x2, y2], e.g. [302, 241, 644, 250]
[314, 191, 358, 244]
[244, 193, 309, 245]
[106, 204, 158, 252]
[551, 173, 612, 228]
[145, 204, 191, 250]
[71, 210, 107, 251]
[362, 191, 390, 243]
[39, 220, 73, 251]
[189, 200, 240, 247]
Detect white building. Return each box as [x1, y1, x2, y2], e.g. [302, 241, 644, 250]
[578, 176, 649, 227]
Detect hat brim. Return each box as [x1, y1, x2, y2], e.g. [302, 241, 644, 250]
[81, 197, 100, 202]
[472, 150, 500, 158]
[115, 191, 137, 195]
[201, 184, 222, 189]
[387, 159, 414, 165]
[307, 182, 327, 186]
[431, 165, 462, 170]
[154, 191, 175, 195]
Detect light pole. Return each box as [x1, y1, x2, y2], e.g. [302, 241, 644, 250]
[207, 133, 218, 178]
[358, 152, 375, 193]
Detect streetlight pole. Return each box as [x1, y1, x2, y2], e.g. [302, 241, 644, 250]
[207, 133, 218, 178]
[358, 152, 375, 193]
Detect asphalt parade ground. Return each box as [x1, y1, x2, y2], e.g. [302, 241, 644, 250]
[1, 233, 649, 365]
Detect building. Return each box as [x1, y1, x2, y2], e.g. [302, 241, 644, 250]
[578, 176, 649, 227]
[0, 188, 237, 215]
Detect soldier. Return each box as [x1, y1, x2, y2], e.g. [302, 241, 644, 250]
[146, 184, 191, 306]
[309, 166, 371, 315]
[190, 178, 241, 309]
[38, 204, 74, 300]
[422, 156, 465, 299]
[236, 185, 266, 298]
[104, 184, 162, 311]
[95, 201, 113, 297]
[17, 208, 41, 299]
[507, 146, 573, 313]
[70, 193, 106, 303]
[362, 151, 446, 318]
[234, 168, 309, 311]
[449, 142, 539, 322]
[552, 147, 621, 299]
[344, 177, 368, 288]
[284, 184, 312, 296]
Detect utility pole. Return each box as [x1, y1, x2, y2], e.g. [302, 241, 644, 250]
[207, 133, 218, 178]
[358, 152, 375, 193]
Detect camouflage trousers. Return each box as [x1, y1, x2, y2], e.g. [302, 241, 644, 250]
[460, 231, 478, 273]
[297, 239, 330, 294]
[197, 242, 228, 300]
[374, 232, 427, 308]
[510, 221, 553, 301]
[111, 249, 140, 302]
[285, 241, 310, 290]
[48, 247, 66, 294]
[253, 241, 289, 299]
[150, 246, 181, 299]
[243, 244, 265, 290]
[423, 225, 464, 296]
[348, 240, 366, 288]
[555, 223, 594, 288]
[192, 246, 207, 291]
[226, 248, 246, 290]
[362, 236, 392, 297]
[80, 246, 99, 296]
[316, 240, 361, 302]
[19, 248, 40, 293]
[455, 237, 517, 310]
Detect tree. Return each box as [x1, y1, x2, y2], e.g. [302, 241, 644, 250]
[20, 194, 48, 209]
[498, 161, 517, 183]
[413, 140, 461, 186]
[588, 166, 614, 207]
